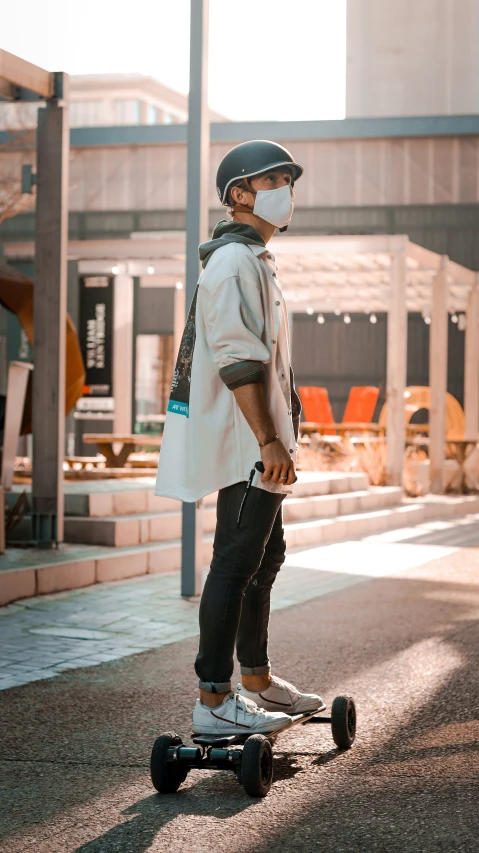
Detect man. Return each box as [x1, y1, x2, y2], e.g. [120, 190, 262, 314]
[155, 140, 322, 735]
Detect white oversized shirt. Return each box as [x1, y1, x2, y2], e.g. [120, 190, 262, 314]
[154, 241, 297, 502]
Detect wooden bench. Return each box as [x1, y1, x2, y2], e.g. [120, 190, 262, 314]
[300, 421, 385, 437]
[64, 456, 106, 470]
[82, 434, 162, 468]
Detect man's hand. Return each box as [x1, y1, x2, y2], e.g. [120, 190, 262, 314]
[260, 438, 296, 485]
[232, 381, 296, 485]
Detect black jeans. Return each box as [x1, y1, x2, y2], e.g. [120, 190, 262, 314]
[195, 482, 286, 693]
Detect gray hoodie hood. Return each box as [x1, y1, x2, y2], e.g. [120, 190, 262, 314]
[198, 220, 265, 269]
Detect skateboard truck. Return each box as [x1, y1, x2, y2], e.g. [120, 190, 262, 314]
[150, 695, 356, 798]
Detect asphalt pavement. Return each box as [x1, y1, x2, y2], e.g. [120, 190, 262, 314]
[1, 540, 478, 853]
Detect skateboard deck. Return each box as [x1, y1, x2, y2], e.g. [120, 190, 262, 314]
[192, 703, 328, 748]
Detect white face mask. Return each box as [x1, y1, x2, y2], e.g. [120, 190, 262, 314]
[252, 183, 294, 229]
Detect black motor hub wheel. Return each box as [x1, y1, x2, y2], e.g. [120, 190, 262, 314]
[331, 695, 356, 749]
[241, 734, 273, 797]
[150, 732, 189, 794]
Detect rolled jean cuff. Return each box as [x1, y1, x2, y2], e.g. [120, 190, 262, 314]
[198, 680, 231, 693]
[240, 662, 271, 676]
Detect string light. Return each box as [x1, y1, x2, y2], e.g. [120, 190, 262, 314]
[334, 308, 341, 316]
[147, 265, 155, 274]
[111, 265, 119, 274]
[344, 313, 351, 324]
[369, 313, 377, 324]
[317, 314, 325, 324]
[451, 313, 458, 323]
[175, 281, 183, 290]
[306, 306, 314, 315]
[424, 315, 431, 325]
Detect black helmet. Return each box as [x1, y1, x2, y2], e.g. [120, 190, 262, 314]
[216, 140, 303, 205]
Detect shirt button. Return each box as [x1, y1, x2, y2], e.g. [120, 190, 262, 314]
[272, 339, 276, 344]
[289, 449, 294, 454]
[275, 300, 280, 305]
[267, 253, 272, 259]
[272, 272, 277, 277]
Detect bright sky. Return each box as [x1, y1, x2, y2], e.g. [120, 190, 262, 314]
[1, 0, 346, 121]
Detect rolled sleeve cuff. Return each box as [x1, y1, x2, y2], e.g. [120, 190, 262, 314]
[219, 360, 266, 390]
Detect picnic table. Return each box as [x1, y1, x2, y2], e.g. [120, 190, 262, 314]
[82, 434, 162, 468]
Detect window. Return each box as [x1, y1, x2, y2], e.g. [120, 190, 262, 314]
[163, 112, 173, 125]
[114, 99, 141, 125]
[147, 105, 158, 125]
[135, 334, 174, 427]
[70, 100, 108, 127]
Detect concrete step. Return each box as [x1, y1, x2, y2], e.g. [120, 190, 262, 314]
[408, 494, 479, 519]
[8, 471, 370, 519]
[0, 539, 183, 607]
[200, 502, 427, 563]
[282, 487, 402, 522]
[58, 486, 402, 548]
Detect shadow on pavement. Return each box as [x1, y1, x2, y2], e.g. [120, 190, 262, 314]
[237, 616, 479, 853]
[72, 788, 251, 853]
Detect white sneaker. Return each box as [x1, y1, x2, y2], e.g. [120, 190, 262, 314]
[192, 691, 291, 736]
[237, 676, 324, 715]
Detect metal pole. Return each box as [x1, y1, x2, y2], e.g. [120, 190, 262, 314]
[181, 0, 210, 597]
[32, 74, 69, 545]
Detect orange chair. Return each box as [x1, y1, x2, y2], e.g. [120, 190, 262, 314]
[343, 386, 379, 425]
[298, 386, 336, 434]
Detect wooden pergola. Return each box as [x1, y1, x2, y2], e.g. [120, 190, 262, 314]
[269, 234, 478, 491]
[1, 49, 69, 545]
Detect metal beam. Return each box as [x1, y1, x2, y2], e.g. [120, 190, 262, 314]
[181, 0, 209, 598]
[32, 76, 69, 545]
[0, 49, 53, 99]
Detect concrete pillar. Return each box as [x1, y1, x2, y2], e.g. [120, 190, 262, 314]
[386, 250, 407, 486]
[112, 274, 134, 434]
[173, 282, 186, 360]
[464, 275, 479, 440]
[181, 0, 210, 598]
[32, 83, 69, 545]
[429, 257, 448, 493]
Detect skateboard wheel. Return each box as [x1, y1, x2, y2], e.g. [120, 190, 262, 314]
[150, 732, 189, 794]
[331, 695, 356, 749]
[241, 735, 273, 797]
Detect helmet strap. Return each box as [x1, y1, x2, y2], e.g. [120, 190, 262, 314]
[231, 202, 256, 215]
[230, 178, 257, 214]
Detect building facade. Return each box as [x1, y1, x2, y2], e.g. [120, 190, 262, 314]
[346, 0, 479, 118]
